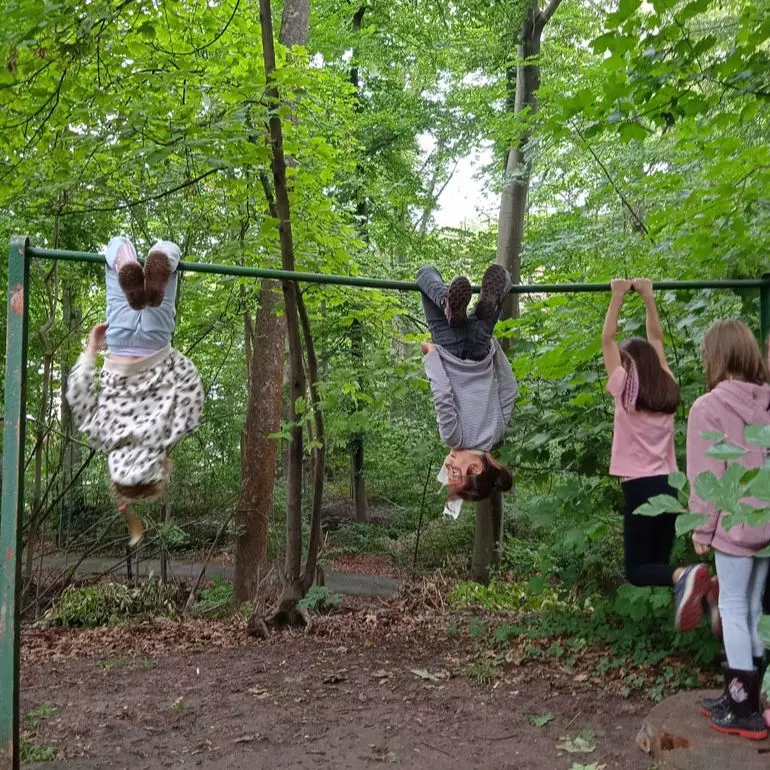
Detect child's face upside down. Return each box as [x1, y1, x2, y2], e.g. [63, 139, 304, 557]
[443, 449, 484, 492]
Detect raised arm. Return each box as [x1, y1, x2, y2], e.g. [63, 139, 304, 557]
[687, 398, 725, 551]
[493, 338, 518, 426]
[602, 279, 631, 376]
[633, 278, 671, 373]
[66, 323, 109, 450]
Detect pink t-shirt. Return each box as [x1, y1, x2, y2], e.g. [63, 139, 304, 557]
[607, 366, 677, 479]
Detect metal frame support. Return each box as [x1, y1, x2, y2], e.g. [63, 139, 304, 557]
[0, 237, 30, 770]
[2, 235, 770, 767]
[760, 272, 770, 351]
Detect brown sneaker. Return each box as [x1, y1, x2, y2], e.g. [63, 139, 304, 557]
[144, 250, 172, 307]
[442, 276, 472, 327]
[118, 262, 146, 310]
[474, 264, 509, 322]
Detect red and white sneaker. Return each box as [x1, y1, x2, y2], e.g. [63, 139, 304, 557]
[674, 564, 710, 632]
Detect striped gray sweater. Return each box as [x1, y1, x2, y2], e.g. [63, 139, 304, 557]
[422, 339, 517, 450]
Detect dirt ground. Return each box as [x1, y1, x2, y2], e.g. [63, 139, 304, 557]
[21, 620, 658, 770]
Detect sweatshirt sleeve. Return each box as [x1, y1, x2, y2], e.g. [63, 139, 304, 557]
[65, 352, 108, 451]
[493, 339, 518, 427]
[686, 397, 725, 546]
[422, 349, 463, 448]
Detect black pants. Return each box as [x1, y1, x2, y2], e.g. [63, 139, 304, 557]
[416, 266, 501, 362]
[622, 475, 677, 588]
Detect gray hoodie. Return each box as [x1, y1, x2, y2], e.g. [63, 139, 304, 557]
[688, 379, 770, 556]
[422, 339, 517, 451]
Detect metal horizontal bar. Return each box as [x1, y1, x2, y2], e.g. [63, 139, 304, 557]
[25, 245, 769, 293]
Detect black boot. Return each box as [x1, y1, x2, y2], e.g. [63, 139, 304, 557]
[701, 659, 729, 718]
[709, 667, 768, 740]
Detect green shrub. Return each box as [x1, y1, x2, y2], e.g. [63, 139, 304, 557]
[298, 585, 342, 613]
[190, 576, 247, 618]
[42, 580, 178, 628]
[398, 514, 475, 569]
[328, 522, 394, 556]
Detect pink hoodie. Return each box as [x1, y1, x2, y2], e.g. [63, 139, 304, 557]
[687, 380, 770, 556]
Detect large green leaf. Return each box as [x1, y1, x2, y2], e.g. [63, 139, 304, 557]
[705, 443, 746, 461]
[634, 494, 684, 517]
[675, 513, 708, 537]
[745, 425, 770, 448]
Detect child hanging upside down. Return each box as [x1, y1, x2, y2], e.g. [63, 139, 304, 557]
[67, 237, 204, 545]
[417, 264, 517, 508]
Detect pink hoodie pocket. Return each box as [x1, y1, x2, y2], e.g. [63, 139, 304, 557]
[719, 520, 770, 552]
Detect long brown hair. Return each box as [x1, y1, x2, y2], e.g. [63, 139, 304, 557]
[109, 457, 172, 505]
[455, 454, 513, 502]
[620, 337, 680, 414]
[703, 319, 769, 391]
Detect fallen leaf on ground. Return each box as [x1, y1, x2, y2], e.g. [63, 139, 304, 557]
[525, 712, 555, 727]
[371, 669, 391, 679]
[556, 729, 597, 754]
[410, 668, 449, 682]
[247, 686, 270, 699]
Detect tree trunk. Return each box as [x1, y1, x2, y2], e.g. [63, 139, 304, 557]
[472, 0, 562, 583]
[258, 0, 315, 619]
[234, 0, 309, 606]
[234, 283, 285, 604]
[279, 0, 310, 47]
[471, 497, 495, 585]
[347, 6, 369, 523]
[496, 3, 545, 321]
[349, 317, 367, 522]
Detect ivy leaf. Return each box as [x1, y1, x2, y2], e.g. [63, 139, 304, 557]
[705, 443, 746, 461]
[675, 513, 708, 537]
[700, 431, 725, 442]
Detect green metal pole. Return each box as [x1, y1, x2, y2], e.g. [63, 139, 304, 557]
[760, 272, 770, 351]
[21, 243, 770, 294]
[0, 237, 30, 770]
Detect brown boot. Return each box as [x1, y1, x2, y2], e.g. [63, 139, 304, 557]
[144, 250, 172, 307]
[118, 262, 146, 310]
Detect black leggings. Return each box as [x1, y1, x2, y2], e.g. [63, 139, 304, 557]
[622, 475, 677, 588]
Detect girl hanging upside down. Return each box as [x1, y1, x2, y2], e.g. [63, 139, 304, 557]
[67, 237, 204, 545]
[602, 278, 715, 632]
[417, 264, 517, 507]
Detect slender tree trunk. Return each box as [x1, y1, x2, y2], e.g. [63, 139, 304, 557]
[234, 284, 285, 604]
[471, 0, 562, 584]
[349, 317, 367, 522]
[258, 0, 314, 616]
[234, 0, 309, 606]
[347, 5, 369, 523]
